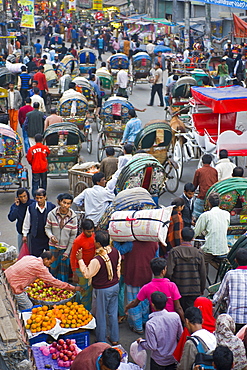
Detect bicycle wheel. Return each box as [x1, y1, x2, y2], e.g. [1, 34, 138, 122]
[128, 80, 133, 95]
[74, 181, 88, 198]
[173, 139, 183, 180]
[96, 116, 103, 132]
[86, 128, 92, 154]
[97, 132, 105, 162]
[164, 160, 179, 193]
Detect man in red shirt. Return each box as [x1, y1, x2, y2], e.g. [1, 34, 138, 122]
[70, 219, 95, 311]
[33, 65, 49, 104]
[18, 97, 33, 153]
[26, 133, 50, 197]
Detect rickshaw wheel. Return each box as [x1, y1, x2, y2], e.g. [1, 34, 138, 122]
[128, 80, 133, 95]
[86, 130, 92, 154]
[172, 140, 183, 180]
[74, 181, 88, 198]
[164, 160, 179, 193]
[97, 133, 105, 162]
[46, 94, 52, 114]
[96, 117, 103, 132]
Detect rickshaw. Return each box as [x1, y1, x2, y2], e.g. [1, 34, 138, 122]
[0, 124, 29, 191]
[57, 55, 80, 79]
[72, 76, 97, 112]
[190, 68, 210, 86]
[43, 122, 85, 178]
[97, 96, 134, 162]
[58, 94, 92, 154]
[109, 53, 133, 94]
[134, 121, 179, 193]
[206, 56, 222, 85]
[0, 88, 9, 124]
[78, 48, 97, 75]
[96, 69, 114, 98]
[50, 33, 63, 50]
[132, 52, 152, 86]
[0, 68, 15, 88]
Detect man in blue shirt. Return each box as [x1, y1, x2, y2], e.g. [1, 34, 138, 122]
[121, 109, 142, 145]
[97, 34, 105, 61]
[88, 74, 102, 116]
[34, 39, 42, 55]
[71, 27, 78, 48]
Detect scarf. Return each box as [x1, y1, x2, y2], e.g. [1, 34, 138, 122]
[96, 246, 113, 281]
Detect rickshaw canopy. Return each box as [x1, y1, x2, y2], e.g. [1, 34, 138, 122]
[191, 86, 247, 114]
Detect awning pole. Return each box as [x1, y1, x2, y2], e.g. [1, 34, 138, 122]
[217, 113, 221, 156]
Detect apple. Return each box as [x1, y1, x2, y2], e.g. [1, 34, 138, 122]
[58, 339, 64, 345]
[63, 355, 68, 362]
[69, 344, 75, 351]
[52, 353, 57, 360]
[67, 351, 72, 358]
[71, 355, 76, 361]
[66, 339, 71, 345]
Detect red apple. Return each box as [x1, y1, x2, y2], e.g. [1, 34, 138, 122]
[58, 339, 64, 345]
[51, 353, 57, 360]
[63, 355, 68, 362]
[57, 345, 62, 351]
[59, 353, 64, 359]
[71, 355, 76, 361]
[66, 339, 71, 345]
[69, 344, 75, 351]
[51, 342, 57, 348]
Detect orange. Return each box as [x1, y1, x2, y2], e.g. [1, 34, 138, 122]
[71, 324, 76, 328]
[71, 319, 76, 324]
[65, 324, 70, 328]
[60, 323, 65, 328]
[64, 308, 69, 314]
[27, 319, 32, 325]
[70, 310, 75, 316]
[42, 305, 48, 311]
[25, 324, 30, 330]
[66, 302, 72, 307]
[32, 307, 38, 314]
[66, 320, 72, 325]
[31, 323, 37, 329]
[61, 319, 66, 324]
[67, 315, 72, 320]
[35, 316, 42, 323]
[73, 302, 78, 306]
[37, 307, 42, 312]
[78, 314, 82, 319]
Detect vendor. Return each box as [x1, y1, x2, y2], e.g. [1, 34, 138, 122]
[4, 251, 82, 311]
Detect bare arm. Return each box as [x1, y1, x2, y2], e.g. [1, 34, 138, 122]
[125, 298, 141, 314]
[174, 299, 184, 323]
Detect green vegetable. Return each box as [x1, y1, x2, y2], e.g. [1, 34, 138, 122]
[0, 247, 7, 253]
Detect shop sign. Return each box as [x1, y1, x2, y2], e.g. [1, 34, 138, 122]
[195, 0, 247, 9]
[93, 0, 103, 10]
[18, 0, 35, 28]
[69, 0, 76, 11]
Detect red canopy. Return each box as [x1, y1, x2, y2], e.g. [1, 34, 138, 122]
[191, 86, 247, 113]
[233, 14, 247, 38]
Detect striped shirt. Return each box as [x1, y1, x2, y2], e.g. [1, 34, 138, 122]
[194, 206, 230, 256]
[213, 268, 247, 324]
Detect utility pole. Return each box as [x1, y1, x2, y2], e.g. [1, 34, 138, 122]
[205, 3, 211, 40]
[184, 0, 190, 48]
[172, 0, 177, 24]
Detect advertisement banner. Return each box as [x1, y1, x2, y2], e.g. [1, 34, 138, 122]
[93, 0, 103, 10]
[18, 0, 35, 28]
[194, 0, 247, 9]
[69, 0, 76, 11]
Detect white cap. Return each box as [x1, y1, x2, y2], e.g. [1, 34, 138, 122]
[51, 44, 55, 48]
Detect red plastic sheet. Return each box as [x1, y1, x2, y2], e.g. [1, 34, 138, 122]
[191, 86, 247, 113]
[233, 14, 247, 38]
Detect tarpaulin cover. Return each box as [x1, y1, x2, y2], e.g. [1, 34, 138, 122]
[233, 14, 247, 37]
[191, 85, 247, 113]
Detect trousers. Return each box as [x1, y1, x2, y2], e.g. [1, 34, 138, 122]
[32, 172, 47, 198]
[149, 84, 164, 106]
[8, 109, 18, 131]
[94, 283, 119, 342]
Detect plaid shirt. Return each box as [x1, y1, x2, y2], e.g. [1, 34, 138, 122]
[213, 268, 247, 324]
[166, 210, 183, 251]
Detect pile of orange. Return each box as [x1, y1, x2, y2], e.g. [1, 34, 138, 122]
[52, 301, 93, 329]
[25, 306, 56, 333]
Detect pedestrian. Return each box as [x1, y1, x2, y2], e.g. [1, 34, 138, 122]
[215, 149, 236, 181]
[123, 37, 130, 57]
[18, 97, 33, 153]
[154, 51, 166, 71]
[97, 34, 105, 61]
[70, 44, 78, 59]
[4, 251, 81, 311]
[26, 134, 50, 197]
[76, 230, 121, 344]
[71, 27, 78, 49]
[70, 219, 95, 310]
[30, 87, 46, 112]
[7, 82, 22, 131]
[88, 74, 102, 116]
[58, 70, 72, 94]
[24, 102, 46, 148]
[26, 56, 38, 75]
[166, 227, 206, 312]
[125, 257, 184, 323]
[215, 314, 247, 370]
[121, 109, 142, 145]
[22, 188, 55, 257]
[166, 197, 184, 252]
[8, 188, 35, 252]
[232, 166, 244, 177]
[44, 62, 58, 88]
[213, 248, 247, 332]
[45, 193, 77, 282]
[181, 183, 196, 227]
[73, 172, 114, 227]
[217, 58, 229, 86]
[17, 65, 32, 104]
[177, 307, 216, 370]
[70, 345, 120, 370]
[234, 53, 246, 83]
[99, 147, 118, 181]
[192, 154, 218, 220]
[148, 62, 164, 107]
[137, 292, 183, 370]
[34, 39, 42, 55]
[146, 40, 155, 59]
[116, 65, 128, 97]
[213, 346, 234, 370]
[33, 65, 49, 104]
[44, 108, 63, 131]
[194, 192, 230, 272]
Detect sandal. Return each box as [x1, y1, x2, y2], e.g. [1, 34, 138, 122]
[107, 337, 119, 346]
[118, 315, 127, 324]
[129, 326, 144, 335]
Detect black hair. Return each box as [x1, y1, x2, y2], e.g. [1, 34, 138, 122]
[92, 172, 105, 185]
[236, 248, 247, 266]
[171, 197, 185, 208]
[106, 147, 115, 156]
[181, 227, 194, 241]
[173, 75, 179, 81]
[37, 39, 40, 43]
[32, 80, 38, 85]
[29, 55, 33, 61]
[50, 107, 57, 114]
[35, 188, 46, 197]
[25, 97, 31, 104]
[81, 219, 94, 230]
[57, 193, 73, 202]
[101, 61, 106, 67]
[101, 348, 121, 370]
[39, 65, 44, 70]
[202, 76, 210, 85]
[213, 346, 233, 370]
[21, 65, 27, 71]
[33, 87, 40, 94]
[40, 251, 53, 260]
[151, 291, 167, 310]
[202, 154, 212, 164]
[16, 187, 28, 197]
[184, 306, 202, 324]
[33, 102, 40, 109]
[219, 149, 228, 159]
[184, 183, 196, 192]
[150, 257, 167, 276]
[69, 82, 76, 89]
[208, 192, 220, 207]
[124, 144, 133, 154]
[128, 109, 137, 118]
[34, 133, 43, 143]
[136, 42, 140, 48]
[95, 230, 110, 247]
[155, 62, 161, 67]
[232, 166, 244, 177]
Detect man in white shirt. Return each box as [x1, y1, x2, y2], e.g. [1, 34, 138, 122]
[146, 40, 155, 56]
[183, 47, 190, 63]
[148, 62, 164, 107]
[31, 87, 46, 113]
[73, 172, 115, 227]
[215, 149, 236, 182]
[116, 66, 128, 98]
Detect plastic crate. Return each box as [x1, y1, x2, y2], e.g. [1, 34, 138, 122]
[58, 330, 90, 350]
[29, 333, 50, 346]
[32, 346, 68, 370]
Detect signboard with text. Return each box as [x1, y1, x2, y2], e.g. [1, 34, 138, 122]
[69, 0, 76, 11]
[93, 0, 103, 10]
[18, 0, 35, 28]
[195, 0, 247, 9]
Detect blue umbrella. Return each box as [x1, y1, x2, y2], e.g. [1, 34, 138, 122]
[154, 45, 172, 53]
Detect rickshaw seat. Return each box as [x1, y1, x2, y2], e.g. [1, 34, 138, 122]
[45, 133, 58, 145]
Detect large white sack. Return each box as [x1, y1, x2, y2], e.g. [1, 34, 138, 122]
[108, 206, 173, 245]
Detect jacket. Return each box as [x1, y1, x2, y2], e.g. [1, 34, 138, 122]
[181, 193, 194, 227]
[45, 207, 78, 256]
[28, 201, 56, 238]
[8, 190, 35, 234]
[7, 90, 22, 110]
[26, 143, 50, 173]
[25, 109, 46, 137]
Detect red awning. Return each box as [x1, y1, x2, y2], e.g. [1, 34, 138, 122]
[233, 14, 247, 38]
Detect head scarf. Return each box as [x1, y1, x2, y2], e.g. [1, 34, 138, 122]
[194, 297, 216, 333]
[215, 314, 247, 370]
